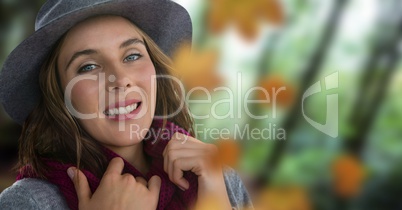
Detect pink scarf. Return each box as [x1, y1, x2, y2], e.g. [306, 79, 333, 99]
[17, 119, 198, 210]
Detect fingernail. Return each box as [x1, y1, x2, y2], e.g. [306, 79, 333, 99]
[67, 168, 75, 180]
[179, 186, 186, 191]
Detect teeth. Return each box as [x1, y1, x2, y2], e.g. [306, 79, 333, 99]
[119, 107, 126, 114]
[105, 102, 139, 116]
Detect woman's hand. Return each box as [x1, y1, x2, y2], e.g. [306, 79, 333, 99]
[68, 157, 161, 210]
[163, 132, 232, 209]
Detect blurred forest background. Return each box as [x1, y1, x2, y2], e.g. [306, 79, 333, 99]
[2, 0, 402, 209]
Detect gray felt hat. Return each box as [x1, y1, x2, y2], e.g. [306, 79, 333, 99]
[0, 0, 192, 125]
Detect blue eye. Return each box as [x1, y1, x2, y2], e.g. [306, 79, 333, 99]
[124, 53, 142, 62]
[78, 64, 97, 73]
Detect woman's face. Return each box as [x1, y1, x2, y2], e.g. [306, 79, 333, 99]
[57, 16, 156, 148]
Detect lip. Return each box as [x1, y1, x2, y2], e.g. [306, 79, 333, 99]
[104, 99, 142, 121]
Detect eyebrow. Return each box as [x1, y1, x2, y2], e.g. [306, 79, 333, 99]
[65, 49, 97, 71]
[64, 38, 145, 71]
[120, 38, 144, 49]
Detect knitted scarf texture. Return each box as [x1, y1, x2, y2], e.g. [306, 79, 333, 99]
[17, 119, 198, 210]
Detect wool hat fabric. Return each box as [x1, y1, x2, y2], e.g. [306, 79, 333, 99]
[0, 0, 192, 125]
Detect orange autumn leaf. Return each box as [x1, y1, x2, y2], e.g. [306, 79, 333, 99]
[207, 0, 284, 40]
[192, 195, 225, 210]
[234, 8, 259, 41]
[172, 43, 222, 91]
[257, 75, 296, 107]
[255, 186, 312, 210]
[332, 154, 366, 198]
[216, 139, 241, 168]
[208, 0, 231, 34]
[258, 0, 284, 25]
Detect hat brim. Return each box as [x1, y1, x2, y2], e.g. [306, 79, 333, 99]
[0, 0, 192, 124]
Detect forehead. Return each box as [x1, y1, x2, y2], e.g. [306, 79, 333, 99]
[61, 15, 143, 48]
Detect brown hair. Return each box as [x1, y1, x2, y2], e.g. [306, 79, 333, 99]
[17, 16, 194, 178]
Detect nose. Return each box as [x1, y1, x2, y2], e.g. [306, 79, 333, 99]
[106, 64, 134, 92]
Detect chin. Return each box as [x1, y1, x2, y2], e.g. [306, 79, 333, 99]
[116, 120, 152, 142]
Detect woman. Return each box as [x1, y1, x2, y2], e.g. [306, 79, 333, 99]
[0, 0, 252, 209]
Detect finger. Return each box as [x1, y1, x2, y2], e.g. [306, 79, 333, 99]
[171, 132, 193, 144]
[136, 176, 147, 187]
[104, 157, 125, 176]
[148, 175, 161, 197]
[164, 146, 211, 173]
[163, 134, 198, 157]
[171, 158, 190, 190]
[68, 167, 92, 203]
[164, 149, 211, 189]
[170, 156, 219, 189]
[165, 148, 209, 177]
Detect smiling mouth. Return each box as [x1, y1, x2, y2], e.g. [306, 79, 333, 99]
[103, 102, 142, 116]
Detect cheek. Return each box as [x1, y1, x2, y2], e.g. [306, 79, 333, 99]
[68, 79, 99, 113]
[140, 64, 157, 111]
[134, 61, 156, 91]
[145, 67, 157, 96]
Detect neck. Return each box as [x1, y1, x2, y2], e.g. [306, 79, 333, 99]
[105, 142, 149, 175]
